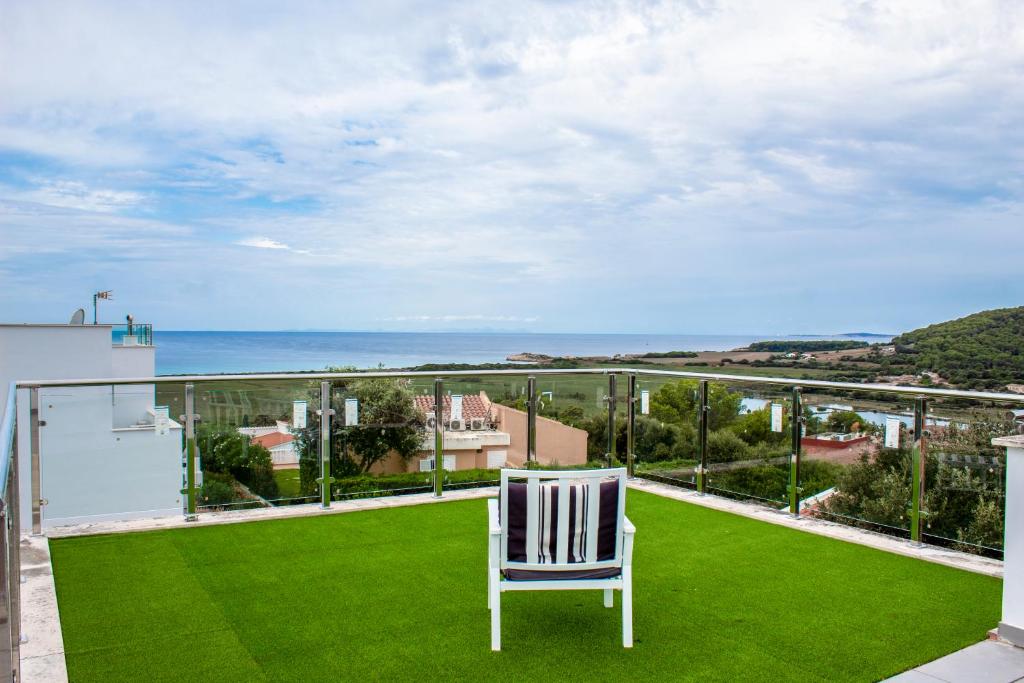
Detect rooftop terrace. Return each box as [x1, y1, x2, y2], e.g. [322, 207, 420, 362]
[3, 365, 1024, 681]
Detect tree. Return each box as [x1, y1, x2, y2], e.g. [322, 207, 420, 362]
[731, 406, 789, 446]
[826, 410, 866, 434]
[197, 425, 279, 500]
[297, 378, 423, 493]
[651, 380, 742, 431]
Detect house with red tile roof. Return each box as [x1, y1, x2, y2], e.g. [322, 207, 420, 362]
[369, 391, 587, 474]
[239, 421, 298, 469]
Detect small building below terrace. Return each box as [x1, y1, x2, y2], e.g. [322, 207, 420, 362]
[368, 391, 588, 474]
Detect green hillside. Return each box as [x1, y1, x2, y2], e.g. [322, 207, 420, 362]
[888, 306, 1024, 390]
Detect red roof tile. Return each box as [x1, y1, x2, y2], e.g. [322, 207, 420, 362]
[252, 432, 294, 449]
[413, 394, 491, 422]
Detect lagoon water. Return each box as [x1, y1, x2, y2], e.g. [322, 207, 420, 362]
[154, 330, 888, 375]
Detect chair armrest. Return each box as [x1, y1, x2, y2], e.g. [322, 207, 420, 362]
[488, 498, 501, 535]
[623, 515, 636, 536]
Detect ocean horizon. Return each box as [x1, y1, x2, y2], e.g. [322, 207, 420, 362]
[154, 330, 891, 375]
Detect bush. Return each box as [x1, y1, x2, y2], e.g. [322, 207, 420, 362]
[200, 472, 235, 506]
[707, 430, 751, 463]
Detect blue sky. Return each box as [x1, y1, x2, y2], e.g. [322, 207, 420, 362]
[1, 1, 1022, 334]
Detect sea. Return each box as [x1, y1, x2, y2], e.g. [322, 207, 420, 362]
[154, 331, 890, 376]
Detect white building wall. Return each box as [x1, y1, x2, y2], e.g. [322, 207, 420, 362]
[1, 324, 173, 530]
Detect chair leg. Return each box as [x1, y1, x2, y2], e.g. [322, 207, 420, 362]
[487, 569, 492, 610]
[490, 570, 501, 651]
[622, 568, 633, 648]
[604, 588, 613, 608]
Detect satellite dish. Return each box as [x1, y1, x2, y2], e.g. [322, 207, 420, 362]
[69, 308, 86, 325]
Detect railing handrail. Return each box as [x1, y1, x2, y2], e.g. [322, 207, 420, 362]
[0, 382, 16, 493]
[13, 367, 1024, 403]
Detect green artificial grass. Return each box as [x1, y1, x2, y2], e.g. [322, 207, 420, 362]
[50, 491, 1000, 682]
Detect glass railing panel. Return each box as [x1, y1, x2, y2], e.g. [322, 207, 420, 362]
[632, 375, 700, 488]
[703, 380, 793, 507]
[799, 388, 915, 537]
[427, 375, 524, 491]
[532, 373, 613, 471]
[37, 382, 185, 527]
[920, 398, 1015, 558]
[325, 376, 435, 501]
[110, 323, 153, 346]
[192, 379, 320, 511]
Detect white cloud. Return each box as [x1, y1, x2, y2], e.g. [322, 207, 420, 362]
[0, 0, 1022, 332]
[236, 237, 290, 250]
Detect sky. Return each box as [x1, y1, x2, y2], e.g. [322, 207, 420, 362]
[0, 1, 1022, 335]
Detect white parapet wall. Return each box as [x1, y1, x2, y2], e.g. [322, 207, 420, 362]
[994, 434, 1024, 646]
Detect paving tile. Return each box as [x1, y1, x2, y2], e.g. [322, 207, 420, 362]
[914, 641, 1024, 683]
[885, 669, 945, 683]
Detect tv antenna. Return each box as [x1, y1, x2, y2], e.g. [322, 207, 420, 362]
[92, 290, 112, 324]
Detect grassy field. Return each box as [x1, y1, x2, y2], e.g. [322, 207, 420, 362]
[271, 469, 303, 498]
[50, 491, 999, 682]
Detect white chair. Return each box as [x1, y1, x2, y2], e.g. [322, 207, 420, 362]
[487, 467, 635, 651]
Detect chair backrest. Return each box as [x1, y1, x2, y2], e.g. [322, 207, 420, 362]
[499, 468, 627, 571]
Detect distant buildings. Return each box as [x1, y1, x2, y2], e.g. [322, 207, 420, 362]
[239, 421, 298, 469]
[369, 391, 588, 474]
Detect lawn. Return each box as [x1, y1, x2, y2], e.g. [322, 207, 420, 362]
[49, 491, 1000, 682]
[271, 469, 303, 498]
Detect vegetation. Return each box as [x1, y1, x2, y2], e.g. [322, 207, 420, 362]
[197, 425, 279, 501]
[886, 306, 1024, 389]
[639, 350, 699, 358]
[747, 340, 869, 352]
[296, 378, 423, 495]
[820, 421, 1010, 554]
[50, 493, 1002, 682]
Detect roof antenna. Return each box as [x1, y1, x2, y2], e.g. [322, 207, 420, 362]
[69, 308, 85, 325]
[92, 290, 112, 324]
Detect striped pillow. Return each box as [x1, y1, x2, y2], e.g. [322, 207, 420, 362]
[504, 480, 619, 565]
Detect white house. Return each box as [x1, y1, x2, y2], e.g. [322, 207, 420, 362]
[1, 323, 182, 530]
[239, 421, 299, 469]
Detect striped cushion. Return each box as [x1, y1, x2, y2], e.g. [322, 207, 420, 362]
[504, 480, 619, 566]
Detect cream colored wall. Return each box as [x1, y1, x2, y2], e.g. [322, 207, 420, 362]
[492, 404, 588, 467]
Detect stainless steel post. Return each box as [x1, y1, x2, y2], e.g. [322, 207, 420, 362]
[911, 396, 928, 544]
[697, 380, 709, 494]
[789, 387, 803, 517]
[433, 379, 444, 497]
[10, 420, 21, 667]
[626, 373, 636, 478]
[526, 376, 537, 464]
[606, 374, 617, 467]
[318, 381, 334, 509]
[183, 383, 198, 520]
[30, 388, 41, 535]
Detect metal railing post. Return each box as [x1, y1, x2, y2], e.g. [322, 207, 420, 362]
[526, 376, 537, 464]
[606, 374, 617, 467]
[433, 379, 444, 497]
[697, 380, 709, 494]
[182, 383, 198, 521]
[30, 388, 42, 534]
[626, 373, 636, 478]
[789, 387, 803, 517]
[10, 417, 22, 668]
[910, 396, 928, 544]
[317, 381, 334, 509]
